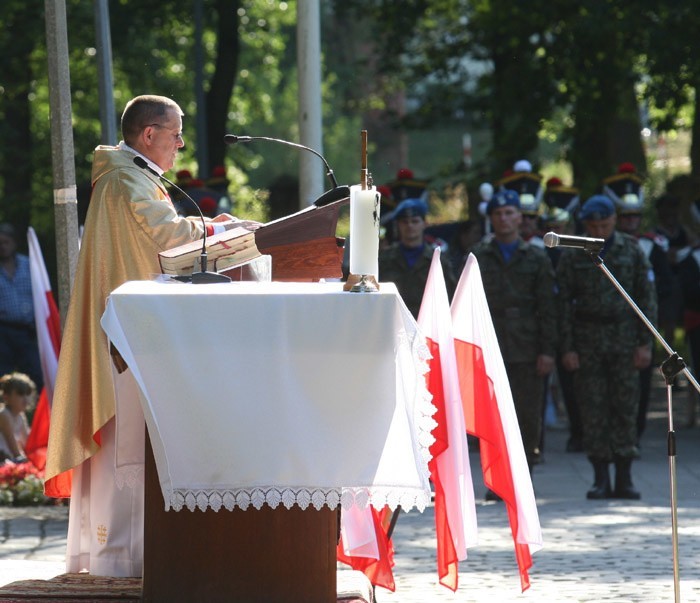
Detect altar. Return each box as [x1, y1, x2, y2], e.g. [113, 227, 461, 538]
[100, 280, 433, 602]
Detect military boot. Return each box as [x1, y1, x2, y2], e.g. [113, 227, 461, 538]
[586, 459, 611, 499]
[613, 458, 641, 500]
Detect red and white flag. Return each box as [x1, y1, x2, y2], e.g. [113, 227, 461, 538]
[25, 227, 62, 470]
[418, 247, 477, 591]
[337, 504, 396, 591]
[451, 253, 542, 591]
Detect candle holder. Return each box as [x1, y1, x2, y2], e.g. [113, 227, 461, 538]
[347, 273, 379, 293]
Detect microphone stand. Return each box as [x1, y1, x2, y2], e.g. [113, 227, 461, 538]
[584, 248, 700, 603]
[224, 134, 349, 207]
[133, 156, 231, 284]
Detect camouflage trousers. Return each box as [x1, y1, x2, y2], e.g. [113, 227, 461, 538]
[505, 362, 545, 467]
[574, 348, 640, 461]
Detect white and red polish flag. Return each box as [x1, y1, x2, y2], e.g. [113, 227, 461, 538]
[451, 253, 542, 591]
[417, 247, 477, 591]
[25, 227, 62, 470]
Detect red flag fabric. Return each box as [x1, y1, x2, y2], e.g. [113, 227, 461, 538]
[25, 227, 62, 471]
[337, 506, 396, 591]
[417, 248, 477, 591]
[451, 254, 542, 591]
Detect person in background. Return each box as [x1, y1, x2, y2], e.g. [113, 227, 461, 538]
[448, 218, 483, 275]
[44, 94, 258, 579]
[497, 159, 545, 248]
[471, 189, 557, 487]
[676, 199, 700, 426]
[557, 195, 657, 500]
[378, 198, 456, 318]
[0, 371, 36, 463]
[540, 206, 584, 453]
[604, 167, 674, 444]
[0, 223, 43, 392]
[653, 193, 696, 347]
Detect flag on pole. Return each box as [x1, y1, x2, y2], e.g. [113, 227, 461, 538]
[451, 253, 542, 591]
[417, 247, 477, 591]
[25, 227, 62, 470]
[337, 505, 396, 591]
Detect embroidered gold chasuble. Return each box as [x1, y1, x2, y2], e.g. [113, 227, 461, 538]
[45, 146, 205, 495]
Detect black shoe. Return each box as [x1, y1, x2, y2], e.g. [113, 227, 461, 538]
[613, 458, 641, 500]
[484, 489, 502, 502]
[586, 461, 612, 500]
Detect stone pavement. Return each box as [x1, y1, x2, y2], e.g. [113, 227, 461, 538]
[1, 373, 700, 602]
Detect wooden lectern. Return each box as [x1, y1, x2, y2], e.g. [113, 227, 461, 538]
[143, 438, 338, 603]
[142, 198, 348, 602]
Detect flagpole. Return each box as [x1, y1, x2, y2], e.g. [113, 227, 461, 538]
[584, 250, 698, 603]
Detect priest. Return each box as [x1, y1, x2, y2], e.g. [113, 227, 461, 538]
[44, 95, 257, 577]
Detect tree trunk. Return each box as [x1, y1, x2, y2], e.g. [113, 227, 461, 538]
[608, 82, 646, 176]
[690, 85, 700, 178]
[205, 0, 241, 176]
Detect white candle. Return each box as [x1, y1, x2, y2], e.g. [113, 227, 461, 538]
[349, 184, 380, 277]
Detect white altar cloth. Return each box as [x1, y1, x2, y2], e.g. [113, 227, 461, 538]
[101, 280, 434, 513]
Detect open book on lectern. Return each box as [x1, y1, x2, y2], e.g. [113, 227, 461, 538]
[158, 196, 349, 281]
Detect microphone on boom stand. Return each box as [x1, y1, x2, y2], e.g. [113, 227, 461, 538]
[133, 155, 231, 284]
[223, 134, 350, 206]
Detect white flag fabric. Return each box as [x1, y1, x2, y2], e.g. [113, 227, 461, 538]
[417, 247, 477, 590]
[451, 253, 542, 591]
[28, 227, 61, 401]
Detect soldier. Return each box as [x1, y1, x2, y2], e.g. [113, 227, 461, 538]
[497, 159, 545, 247]
[471, 189, 557, 483]
[378, 198, 456, 319]
[557, 195, 657, 500]
[604, 166, 674, 442]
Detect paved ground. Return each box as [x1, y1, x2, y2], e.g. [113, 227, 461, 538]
[1, 372, 699, 602]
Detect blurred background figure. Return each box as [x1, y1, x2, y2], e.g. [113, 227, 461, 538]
[448, 218, 483, 275]
[653, 193, 698, 349]
[0, 223, 43, 392]
[0, 371, 36, 463]
[676, 198, 700, 426]
[378, 198, 456, 319]
[604, 165, 674, 444]
[540, 204, 583, 452]
[497, 159, 544, 247]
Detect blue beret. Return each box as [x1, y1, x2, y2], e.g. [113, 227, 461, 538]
[486, 189, 520, 214]
[579, 195, 615, 220]
[393, 197, 428, 220]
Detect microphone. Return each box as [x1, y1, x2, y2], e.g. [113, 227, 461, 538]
[224, 134, 349, 206]
[133, 156, 231, 283]
[543, 231, 605, 253]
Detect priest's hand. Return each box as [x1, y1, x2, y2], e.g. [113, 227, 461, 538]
[211, 213, 261, 231]
[225, 219, 261, 231]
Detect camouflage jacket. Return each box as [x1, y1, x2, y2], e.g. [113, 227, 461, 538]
[556, 230, 657, 354]
[470, 238, 557, 363]
[378, 243, 456, 319]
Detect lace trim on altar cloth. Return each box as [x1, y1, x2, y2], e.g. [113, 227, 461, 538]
[397, 326, 437, 479]
[165, 485, 431, 513]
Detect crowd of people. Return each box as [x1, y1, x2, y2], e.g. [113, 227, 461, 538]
[377, 160, 700, 501]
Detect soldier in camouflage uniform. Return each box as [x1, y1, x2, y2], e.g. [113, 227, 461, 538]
[557, 195, 657, 500]
[378, 198, 456, 318]
[471, 189, 557, 477]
